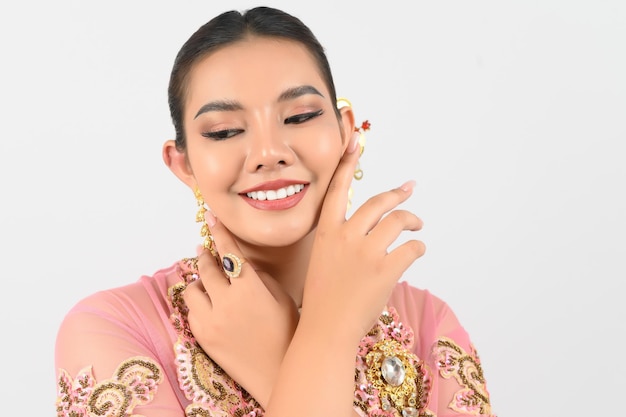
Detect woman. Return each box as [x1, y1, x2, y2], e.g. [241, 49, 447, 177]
[55, 6, 495, 417]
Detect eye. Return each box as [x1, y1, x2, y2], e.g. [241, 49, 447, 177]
[201, 128, 244, 141]
[284, 109, 324, 124]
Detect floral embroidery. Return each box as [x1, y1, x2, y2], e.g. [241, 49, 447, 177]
[432, 337, 494, 416]
[170, 258, 496, 417]
[354, 308, 435, 417]
[170, 258, 263, 417]
[56, 356, 162, 417]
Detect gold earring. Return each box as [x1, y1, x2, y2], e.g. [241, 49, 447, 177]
[352, 119, 370, 182]
[336, 97, 352, 110]
[348, 124, 368, 210]
[337, 98, 371, 210]
[194, 187, 217, 256]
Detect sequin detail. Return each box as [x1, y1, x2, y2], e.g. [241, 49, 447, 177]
[433, 337, 494, 416]
[56, 356, 162, 417]
[170, 258, 495, 417]
[354, 308, 435, 417]
[170, 258, 263, 417]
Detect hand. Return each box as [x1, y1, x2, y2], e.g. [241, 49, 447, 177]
[182, 218, 299, 407]
[301, 132, 426, 342]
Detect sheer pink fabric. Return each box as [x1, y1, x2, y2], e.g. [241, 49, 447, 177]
[55, 259, 494, 416]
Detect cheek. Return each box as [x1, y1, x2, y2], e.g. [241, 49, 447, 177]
[188, 145, 239, 191]
[299, 134, 344, 180]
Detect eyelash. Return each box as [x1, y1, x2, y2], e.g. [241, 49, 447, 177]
[201, 109, 323, 141]
[201, 129, 244, 141]
[284, 109, 323, 124]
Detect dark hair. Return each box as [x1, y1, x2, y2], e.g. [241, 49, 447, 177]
[168, 6, 340, 151]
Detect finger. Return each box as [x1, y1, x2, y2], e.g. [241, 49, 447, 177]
[183, 278, 213, 311]
[349, 180, 416, 235]
[182, 279, 215, 337]
[384, 239, 427, 280]
[197, 247, 230, 296]
[317, 131, 361, 228]
[207, 216, 253, 283]
[367, 210, 423, 250]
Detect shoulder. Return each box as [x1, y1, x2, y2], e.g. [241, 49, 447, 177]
[55, 260, 186, 377]
[387, 280, 471, 351]
[54, 260, 189, 415]
[59, 260, 182, 327]
[388, 280, 454, 322]
[385, 283, 496, 415]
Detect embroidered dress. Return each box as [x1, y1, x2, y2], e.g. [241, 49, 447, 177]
[55, 257, 495, 416]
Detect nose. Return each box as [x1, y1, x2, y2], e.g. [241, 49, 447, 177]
[244, 126, 296, 172]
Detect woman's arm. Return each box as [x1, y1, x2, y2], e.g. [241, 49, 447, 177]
[55, 288, 184, 417]
[264, 134, 424, 416]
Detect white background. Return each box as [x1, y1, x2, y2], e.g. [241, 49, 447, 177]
[1, 1, 624, 415]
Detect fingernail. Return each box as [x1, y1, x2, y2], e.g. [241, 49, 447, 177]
[400, 180, 416, 192]
[347, 131, 360, 154]
[205, 210, 217, 227]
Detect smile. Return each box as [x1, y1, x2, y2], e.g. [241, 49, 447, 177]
[245, 184, 305, 201]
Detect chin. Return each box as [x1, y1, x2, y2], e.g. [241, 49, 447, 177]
[238, 222, 317, 248]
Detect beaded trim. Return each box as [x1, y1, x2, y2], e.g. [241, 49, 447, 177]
[171, 258, 436, 417]
[354, 309, 435, 417]
[170, 258, 263, 417]
[433, 337, 494, 415]
[169, 258, 493, 417]
[56, 357, 163, 417]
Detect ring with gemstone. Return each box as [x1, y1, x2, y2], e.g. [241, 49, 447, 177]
[222, 253, 245, 279]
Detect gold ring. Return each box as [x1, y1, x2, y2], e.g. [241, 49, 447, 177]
[222, 253, 246, 279]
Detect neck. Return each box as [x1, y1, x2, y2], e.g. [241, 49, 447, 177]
[235, 229, 315, 309]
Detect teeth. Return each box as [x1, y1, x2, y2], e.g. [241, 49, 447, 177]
[247, 184, 305, 201]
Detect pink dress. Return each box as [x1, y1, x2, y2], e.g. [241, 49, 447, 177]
[55, 257, 495, 417]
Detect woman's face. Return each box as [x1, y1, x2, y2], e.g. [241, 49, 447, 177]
[180, 36, 353, 247]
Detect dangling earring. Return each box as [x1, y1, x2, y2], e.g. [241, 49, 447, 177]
[337, 98, 370, 210]
[194, 187, 217, 256]
[353, 119, 370, 179]
[348, 120, 370, 210]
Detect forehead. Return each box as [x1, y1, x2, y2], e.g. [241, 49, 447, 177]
[186, 37, 327, 107]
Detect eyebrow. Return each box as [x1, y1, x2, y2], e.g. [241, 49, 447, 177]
[193, 85, 324, 119]
[277, 85, 324, 102]
[194, 100, 243, 119]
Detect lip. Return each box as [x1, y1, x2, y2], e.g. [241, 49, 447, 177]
[240, 183, 308, 210]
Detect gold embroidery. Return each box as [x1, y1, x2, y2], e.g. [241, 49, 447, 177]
[379, 313, 393, 326]
[181, 257, 200, 282]
[171, 259, 263, 416]
[89, 382, 133, 415]
[366, 339, 420, 415]
[177, 339, 263, 416]
[172, 259, 444, 417]
[353, 398, 368, 413]
[56, 356, 162, 417]
[190, 347, 228, 401]
[356, 308, 436, 417]
[433, 337, 492, 415]
[186, 406, 213, 417]
[367, 325, 381, 338]
[234, 406, 257, 417]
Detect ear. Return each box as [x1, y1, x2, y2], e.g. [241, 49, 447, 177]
[338, 104, 356, 153]
[162, 139, 196, 189]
